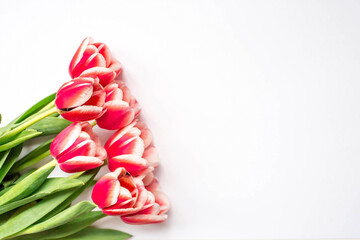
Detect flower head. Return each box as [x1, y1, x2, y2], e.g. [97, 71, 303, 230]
[96, 81, 140, 130]
[69, 37, 121, 87]
[105, 121, 159, 176]
[50, 122, 106, 173]
[55, 77, 106, 122]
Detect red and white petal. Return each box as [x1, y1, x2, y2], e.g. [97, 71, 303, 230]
[108, 135, 144, 158]
[108, 155, 148, 175]
[60, 105, 105, 122]
[136, 203, 160, 215]
[57, 139, 96, 163]
[121, 214, 167, 225]
[50, 123, 82, 157]
[55, 79, 94, 109]
[83, 82, 105, 107]
[91, 171, 121, 208]
[80, 67, 116, 87]
[153, 191, 170, 215]
[96, 101, 135, 130]
[104, 83, 124, 102]
[146, 178, 160, 192]
[142, 146, 160, 168]
[135, 122, 152, 148]
[102, 206, 142, 216]
[71, 45, 99, 77]
[109, 59, 122, 75]
[105, 121, 137, 149]
[141, 172, 154, 187]
[93, 42, 112, 67]
[59, 156, 104, 173]
[69, 37, 92, 76]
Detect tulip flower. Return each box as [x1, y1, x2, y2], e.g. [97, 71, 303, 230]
[96, 81, 140, 130]
[55, 77, 106, 122]
[91, 167, 148, 216]
[50, 122, 106, 173]
[121, 176, 170, 224]
[91, 168, 169, 224]
[105, 121, 159, 176]
[69, 37, 121, 87]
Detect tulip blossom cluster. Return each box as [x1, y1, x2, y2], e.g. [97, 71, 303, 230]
[50, 37, 169, 225]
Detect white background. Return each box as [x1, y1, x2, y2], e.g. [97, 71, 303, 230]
[0, 0, 360, 239]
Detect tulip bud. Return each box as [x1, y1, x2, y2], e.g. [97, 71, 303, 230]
[96, 81, 140, 130]
[69, 37, 121, 87]
[50, 122, 106, 173]
[105, 121, 159, 176]
[55, 77, 106, 122]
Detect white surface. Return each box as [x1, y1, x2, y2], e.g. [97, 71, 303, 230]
[0, 0, 360, 238]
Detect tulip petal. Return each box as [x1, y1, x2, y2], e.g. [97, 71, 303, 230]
[102, 207, 141, 216]
[121, 214, 167, 224]
[94, 43, 112, 67]
[50, 123, 82, 157]
[134, 122, 153, 148]
[146, 178, 160, 192]
[60, 105, 105, 122]
[83, 82, 106, 107]
[69, 37, 92, 76]
[109, 136, 144, 159]
[92, 171, 121, 208]
[57, 139, 96, 163]
[105, 122, 137, 149]
[143, 146, 160, 168]
[108, 155, 148, 175]
[153, 191, 170, 215]
[96, 101, 134, 130]
[59, 156, 103, 173]
[55, 79, 94, 109]
[80, 67, 116, 87]
[109, 59, 122, 75]
[141, 172, 154, 187]
[136, 203, 160, 215]
[104, 83, 123, 102]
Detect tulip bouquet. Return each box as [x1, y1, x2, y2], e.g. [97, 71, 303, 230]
[0, 37, 169, 239]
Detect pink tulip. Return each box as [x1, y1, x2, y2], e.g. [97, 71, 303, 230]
[55, 77, 106, 122]
[121, 176, 170, 224]
[96, 81, 140, 130]
[91, 167, 148, 216]
[50, 122, 106, 173]
[105, 121, 159, 176]
[91, 168, 169, 224]
[69, 37, 121, 87]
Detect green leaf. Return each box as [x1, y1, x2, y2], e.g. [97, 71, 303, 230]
[28, 117, 71, 136]
[0, 177, 83, 215]
[18, 201, 96, 236]
[0, 149, 11, 172]
[0, 129, 42, 152]
[0, 144, 23, 183]
[0, 160, 55, 206]
[10, 138, 54, 174]
[0, 173, 20, 189]
[15, 93, 56, 124]
[39, 168, 100, 222]
[0, 93, 56, 137]
[59, 227, 132, 240]
[0, 169, 36, 197]
[0, 188, 77, 239]
[9, 211, 106, 240]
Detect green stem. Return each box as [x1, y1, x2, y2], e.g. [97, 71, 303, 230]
[0, 106, 58, 145]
